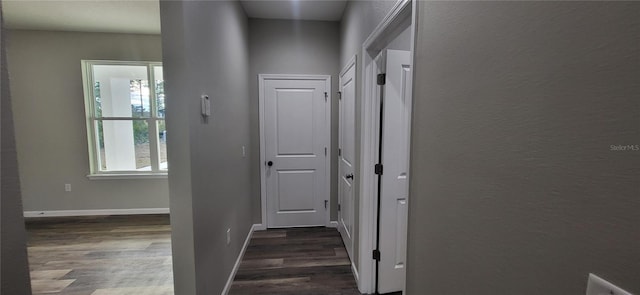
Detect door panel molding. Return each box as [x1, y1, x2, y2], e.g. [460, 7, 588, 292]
[378, 49, 412, 294]
[338, 55, 357, 263]
[259, 74, 331, 229]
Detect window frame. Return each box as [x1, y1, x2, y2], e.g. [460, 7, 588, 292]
[81, 60, 167, 179]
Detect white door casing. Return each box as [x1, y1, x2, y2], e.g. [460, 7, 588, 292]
[357, 0, 413, 293]
[259, 75, 331, 228]
[338, 56, 357, 261]
[378, 49, 412, 293]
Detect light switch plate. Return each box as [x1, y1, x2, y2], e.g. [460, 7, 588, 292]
[586, 274, 632, 295]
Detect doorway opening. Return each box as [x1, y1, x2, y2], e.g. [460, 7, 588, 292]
[357, 0, 415, 293]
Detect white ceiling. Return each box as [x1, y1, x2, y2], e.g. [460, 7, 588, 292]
[3, 0, 161, 35]
[2, 0, 347, 35]
[241, 0, 347, 22]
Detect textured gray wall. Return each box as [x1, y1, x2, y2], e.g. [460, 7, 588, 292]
[248, 18, 340, 223]
[160, 0, 252, 294]
[339, 0, 398, 272]
[407, 2, 640, 294]
[159, 1, 196, 293]
[1, 5, 32, 293]
[7, 30, 169, 212]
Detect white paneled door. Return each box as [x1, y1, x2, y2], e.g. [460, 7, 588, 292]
[378, 49, 412, 294]
[338, 58, 356, 261]
[261, 75, 330, 228]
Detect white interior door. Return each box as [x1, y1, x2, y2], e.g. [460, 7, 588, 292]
[378, 49, 412, 293]
[338, 59, 356, 260]
[262, 76, 330, 228]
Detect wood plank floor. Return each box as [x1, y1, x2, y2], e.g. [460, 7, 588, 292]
[26, 214, 173, 295]
[230, 227, 360, 295]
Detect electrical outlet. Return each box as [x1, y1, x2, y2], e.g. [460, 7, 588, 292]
[226, 228, 231, 245]
[64, 184, 72, 192]
[586, 274, 632, 295]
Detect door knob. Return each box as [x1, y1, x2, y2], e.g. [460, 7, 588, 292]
[267, 161, 273, 167]
[346, 174, 354, 180]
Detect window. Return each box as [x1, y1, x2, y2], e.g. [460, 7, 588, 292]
[82, 61, 167, 178]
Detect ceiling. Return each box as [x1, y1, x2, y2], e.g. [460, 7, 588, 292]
[241, 0, 347, 22]
[3, 0, 162, 35]
[2, 0, 347, 35]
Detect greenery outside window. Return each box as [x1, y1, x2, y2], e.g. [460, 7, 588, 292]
[82, 60, 167, 178]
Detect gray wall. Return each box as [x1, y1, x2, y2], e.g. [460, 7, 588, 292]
[407, 2, 640, 294]
[248, 18, 340, 223]
[387, 25, 411, 52]
[7, 30, 169, 212]
[339, 0, 397, 272]
[160, 0, 252, 294]
[1, 6, 32, 293]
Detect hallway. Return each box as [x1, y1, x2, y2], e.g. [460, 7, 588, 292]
[229, 227, 359, 294]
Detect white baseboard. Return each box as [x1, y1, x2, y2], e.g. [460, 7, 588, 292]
[222, 224, 259, 295]
[253, 223, 267, 231]
[328, 221, 339, 228]
[351, 261, 360, 284]
[23, 208, 170, 218]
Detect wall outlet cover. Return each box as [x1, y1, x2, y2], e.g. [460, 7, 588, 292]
[586, 274, 632, 295]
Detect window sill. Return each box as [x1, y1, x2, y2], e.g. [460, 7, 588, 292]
[87, 173, 168, 180]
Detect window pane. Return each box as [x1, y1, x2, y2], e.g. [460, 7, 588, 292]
[158, 120, 168, 170]
[92, 65, 150, 118]
[95, 120, 151, 171]
[154, 66, 165, 118]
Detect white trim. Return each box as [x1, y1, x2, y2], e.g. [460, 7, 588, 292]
[340, 55, 357, 78]
[221, 224, 259, 295]
[23, 208, 170, 218]
[87, 173, 168, 180]
[258, 74, 332, 229]
[358, 0, 412, 293]
[253, 223, 267, 231]
[351, 261, 360, 285]
[361, 0, 412, 53]
[81, 60, 165, 176]
[328, 221, 339, 228]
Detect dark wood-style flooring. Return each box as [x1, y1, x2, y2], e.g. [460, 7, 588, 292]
[27, 216, 359, 294]
[26, 214, 173, 295]
[230, 227, 360, 295]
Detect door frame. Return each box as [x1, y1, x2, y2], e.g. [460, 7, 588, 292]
[258, 74, 332, 230]
[357, 0, 415, 293]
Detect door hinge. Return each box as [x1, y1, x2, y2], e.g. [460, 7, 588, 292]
[377, 73, 386, 85]
[324, 92, 328, 102]
[324, 200, 328, 209]
[374, 163, 383, 175]
[373, 249, 381, 261]
[324, 147, 327, 156]
[338, 203, 341, 211]
[338, 148, 342, 157]
[337, 91, 342, 99]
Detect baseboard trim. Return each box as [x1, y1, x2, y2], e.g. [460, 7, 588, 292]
[351, 261, 360, 284]
[222, 224, 259, 295]
[23, 208, 170, 218]
[253, 223, 267, 231]
[328, 221, 339, 228]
